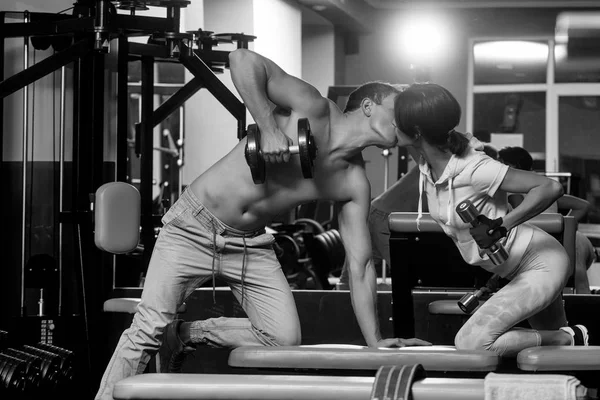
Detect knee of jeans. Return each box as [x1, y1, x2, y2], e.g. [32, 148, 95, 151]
[125, 320, 162, 351]
[279, 328, 302, 346]
[268, 325, 301, 346]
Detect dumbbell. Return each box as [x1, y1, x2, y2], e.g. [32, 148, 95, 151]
[32, 343, 74, 383]
[0, 352, 27, 395]
[244, 118, 318, 184]
[456, 199, 508, 265]
[20, 345, 62, 390]
[455, 199, 509, 313]
[2, 347, 44, 392]
[458, 273, 501, 314]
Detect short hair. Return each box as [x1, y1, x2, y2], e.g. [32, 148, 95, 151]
[394, 83, 469, 155]
[343, 81, 400, 113]
[498, 146, 533, 171]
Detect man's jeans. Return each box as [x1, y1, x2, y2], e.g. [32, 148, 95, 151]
[95, 189, 301, 399]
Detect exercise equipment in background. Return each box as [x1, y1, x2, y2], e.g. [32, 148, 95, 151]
[94, 182, 141, 254]
[380, 147, 392, 288]
[0, 339, 75, 398]
[269, 218, 345, 291]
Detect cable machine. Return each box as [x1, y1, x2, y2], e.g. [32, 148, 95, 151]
[0, 0, 252, 386]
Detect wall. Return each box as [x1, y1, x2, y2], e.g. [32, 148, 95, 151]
[301, 8, 335, 97]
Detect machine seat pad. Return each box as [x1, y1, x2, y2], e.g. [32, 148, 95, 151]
[388, 212, 563, 233]
[103, 298, 187, 314]
[228, 344, 500, 372]
[428, 300, 484, 315]
[112, 373, 484, 400]
[517, 346, 600, 371]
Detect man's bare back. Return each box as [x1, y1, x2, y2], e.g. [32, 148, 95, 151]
[190, 100, 366, 231]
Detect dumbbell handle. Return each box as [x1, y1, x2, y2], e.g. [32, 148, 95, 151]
[456, 200, 508, 265]
[260, 145, 299, 156]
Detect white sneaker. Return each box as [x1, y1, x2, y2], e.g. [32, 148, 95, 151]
[559, 325, 589, 346]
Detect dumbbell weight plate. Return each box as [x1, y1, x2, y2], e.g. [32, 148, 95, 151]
[370, 365, 400, 400]
[34, 343, 74, 377]
[4, 348, 43, 390]
[0, 354, 26, 393]
[298, 118, 317, 179]
[244, 124, 266, 184]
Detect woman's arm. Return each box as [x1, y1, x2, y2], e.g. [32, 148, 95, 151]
[557, 194, 591, 222]
[498, 169, 564, 231]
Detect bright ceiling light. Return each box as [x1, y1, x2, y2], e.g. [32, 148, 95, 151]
[474, 41, 548, 64]
[399, 15, 447, 62]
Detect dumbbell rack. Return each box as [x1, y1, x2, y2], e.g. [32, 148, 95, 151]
[0, 1, 254, 392]
[0, 337, 76, 398]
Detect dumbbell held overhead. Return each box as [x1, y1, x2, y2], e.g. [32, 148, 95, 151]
[244, 118, 318, 184]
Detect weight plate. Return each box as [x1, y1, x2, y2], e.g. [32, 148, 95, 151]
[370, 365, 394, 400]
[298, 118, 316, 179]
[392, 364, 426, 400]
[244, 124, 266, 184]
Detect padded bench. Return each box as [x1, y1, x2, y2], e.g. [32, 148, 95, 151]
[518, 346, 600, 372]
[112, 371, 589, 400]
[227, 344, 500, 373]
[103, 298, 187, 314]
[113, 373, 484, 400]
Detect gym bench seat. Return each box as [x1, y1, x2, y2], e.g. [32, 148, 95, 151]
[517, 346, 600, 371]
[228, 344, 500, 372]
[103, 297, 187, 314]
[112, 373, 484, 400]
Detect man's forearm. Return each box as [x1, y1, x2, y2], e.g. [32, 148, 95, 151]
[348, 262, 382, 346]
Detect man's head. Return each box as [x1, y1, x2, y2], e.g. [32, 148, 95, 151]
[343, 82, 401, 113]
[497, 146, 533, 171]
[343, 81, 402, 148]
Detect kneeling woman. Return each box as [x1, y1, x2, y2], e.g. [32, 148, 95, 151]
[393, 83, 588, 356]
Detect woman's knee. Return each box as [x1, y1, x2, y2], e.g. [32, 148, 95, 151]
[454, 330, 489, 351]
